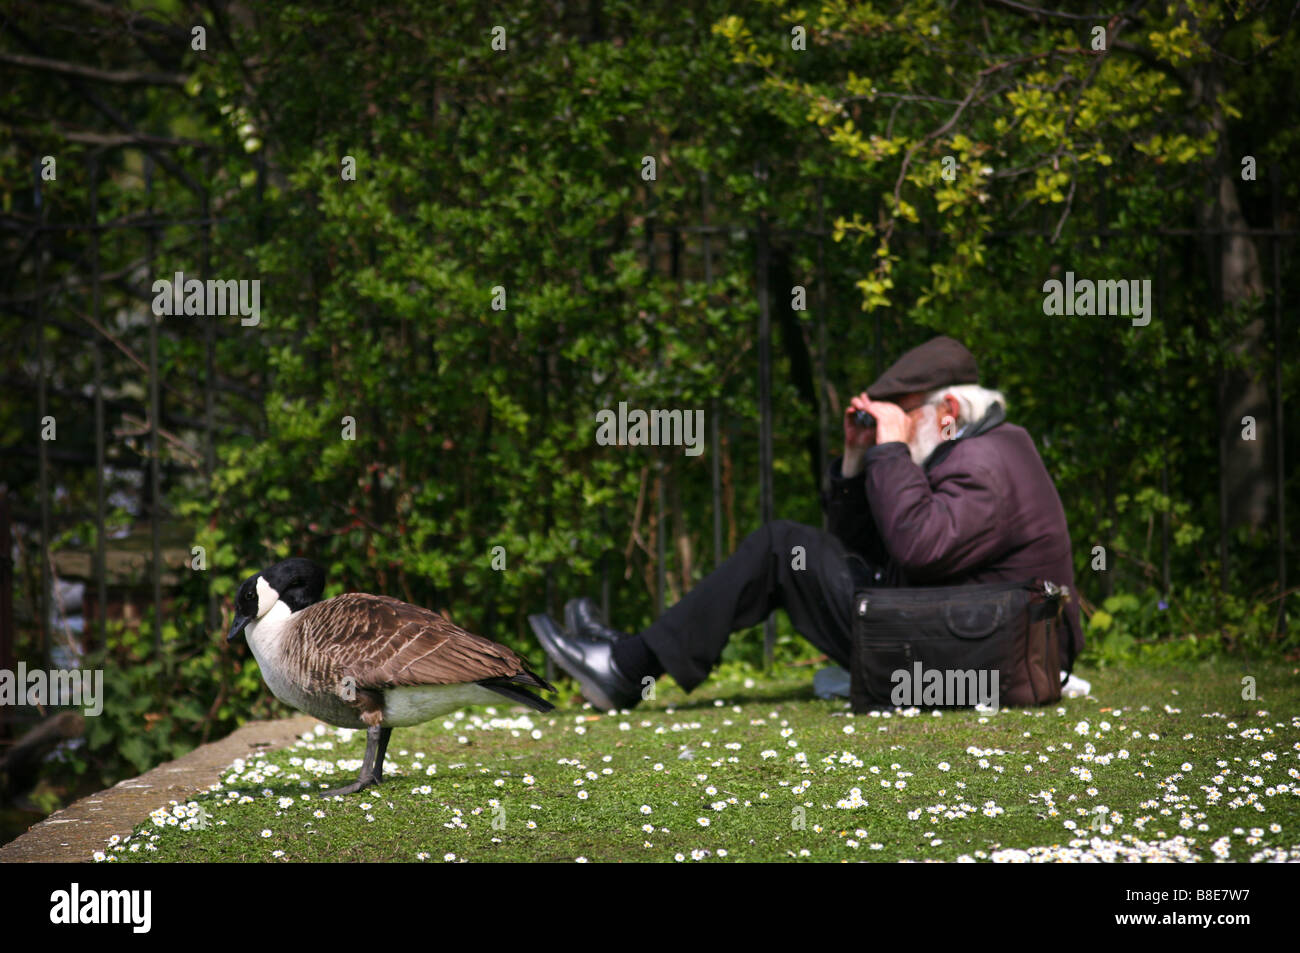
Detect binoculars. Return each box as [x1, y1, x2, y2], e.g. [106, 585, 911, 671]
[852, 409, 876, 429]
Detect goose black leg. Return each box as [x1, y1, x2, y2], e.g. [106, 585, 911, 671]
[373, 726, 392, 780]
[319, 725, 391, 797]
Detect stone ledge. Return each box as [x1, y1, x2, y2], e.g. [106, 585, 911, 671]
[0, 715, 318, 863]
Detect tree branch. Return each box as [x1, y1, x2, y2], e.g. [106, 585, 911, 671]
[3, 124, 215, 151]
[0, 19, 204, 195]
[46, 0, 191, 41]
[985, 0, 1122, 20]
[0, 50, 186, 86]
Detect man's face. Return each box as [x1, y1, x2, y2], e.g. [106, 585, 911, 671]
[897, 392, 957, 466]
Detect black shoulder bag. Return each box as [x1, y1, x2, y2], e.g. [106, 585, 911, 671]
[848, 578, 1069, 712]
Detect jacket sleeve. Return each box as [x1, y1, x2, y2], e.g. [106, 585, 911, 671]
[861, 442, 1007, 582]
[822, 455, 890, 567]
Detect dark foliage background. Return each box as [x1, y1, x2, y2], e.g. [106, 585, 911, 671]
[1, 1, 1295, 801]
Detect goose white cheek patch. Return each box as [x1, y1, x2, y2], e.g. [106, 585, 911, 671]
[255, 576, 280, 618]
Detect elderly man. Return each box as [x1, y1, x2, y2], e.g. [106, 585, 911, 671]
[531, 336, 1083, 710]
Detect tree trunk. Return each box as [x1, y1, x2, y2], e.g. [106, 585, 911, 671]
[1200, 65, 1272, 532]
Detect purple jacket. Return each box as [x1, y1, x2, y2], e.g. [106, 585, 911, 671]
[823, 404, 1083, 668]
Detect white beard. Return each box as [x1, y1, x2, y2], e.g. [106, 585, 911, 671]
[907, 405, 947, 466]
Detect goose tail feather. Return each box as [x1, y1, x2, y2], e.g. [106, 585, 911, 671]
[476, 676, 555, 713]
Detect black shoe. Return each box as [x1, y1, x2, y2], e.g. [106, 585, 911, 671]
[529, 613, 641, 712]
[564, 597, 630, 643]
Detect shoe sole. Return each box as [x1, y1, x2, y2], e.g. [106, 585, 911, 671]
[529, 613, 619, 712]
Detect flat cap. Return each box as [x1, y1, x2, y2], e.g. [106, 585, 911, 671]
[866, 335, 978, 400]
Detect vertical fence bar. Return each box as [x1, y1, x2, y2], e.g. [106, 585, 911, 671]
[1098, 182, 1114, 601]
[815, 179, 829, 526]
[1156, 244, 1170, 597]
[1271, 167, 1287, 634]
[644, 192, 665, 616]
[671, 227, 684, 596]
[756, 200, 775, 662]
[145, 155, 163, 664]
[202, 155, 218, 646]
[202, 162, 216, 469]
[200, 154, 222, 739]
[540, 343, 554, 683]
[709, 415, 722, 568]
[0, 491, 14, 741]
[655, 460, 666, 616]
[701, 173, 723, 568]
[91, 153, 107, 651]
[34, 160, 51, 667]
[600, 507, 610, 623]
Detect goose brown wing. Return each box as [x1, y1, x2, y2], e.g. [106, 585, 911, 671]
[299, 593, 529, 688]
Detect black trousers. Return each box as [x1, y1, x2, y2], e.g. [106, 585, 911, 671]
[641, 520, 872, 692]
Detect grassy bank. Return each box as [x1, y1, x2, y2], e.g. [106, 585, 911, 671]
[99, 658, 1299, 863]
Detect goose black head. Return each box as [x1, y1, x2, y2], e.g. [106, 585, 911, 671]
[227, 557, 327, 642]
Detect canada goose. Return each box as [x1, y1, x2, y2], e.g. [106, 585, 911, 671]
[227, 558, 554, 796]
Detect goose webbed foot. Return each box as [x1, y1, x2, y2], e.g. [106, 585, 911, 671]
[319, 776, 378, 798]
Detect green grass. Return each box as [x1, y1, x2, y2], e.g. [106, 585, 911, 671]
[99, 657, 1300, 863]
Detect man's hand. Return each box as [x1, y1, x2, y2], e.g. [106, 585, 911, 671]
[843, 392, 878, 451]
[862, 397, 914, 447]
[842, 394, 912, 478]
[841, 392, 877, 478]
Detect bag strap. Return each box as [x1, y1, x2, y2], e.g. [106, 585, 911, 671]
[1037, 578, 1075, 681]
